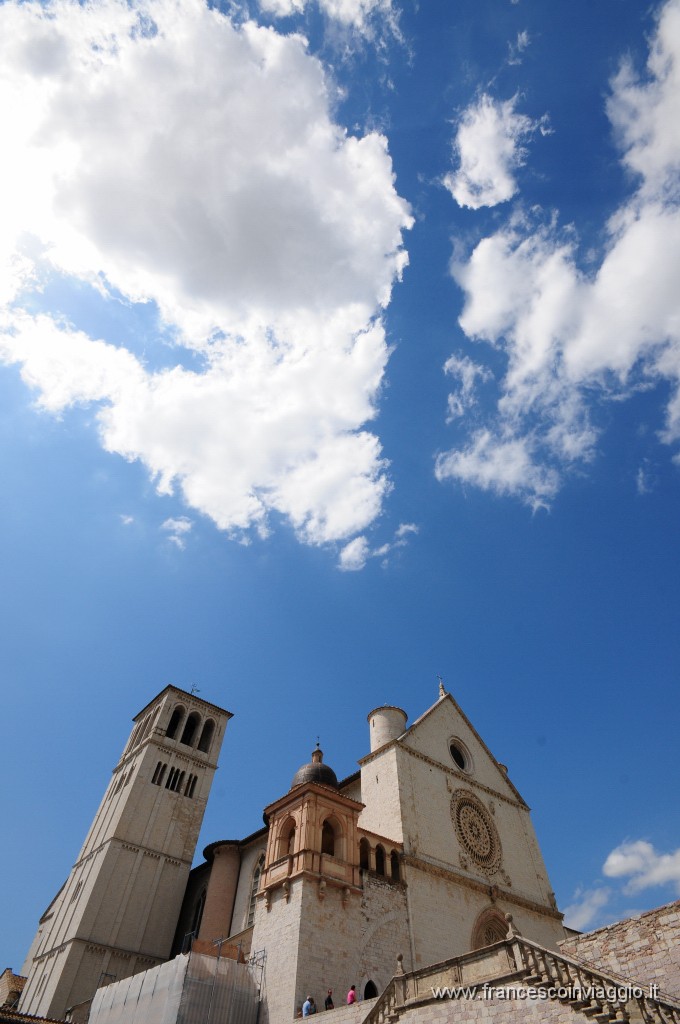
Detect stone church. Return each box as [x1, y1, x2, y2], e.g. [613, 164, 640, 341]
[13, 684, 680, 1024]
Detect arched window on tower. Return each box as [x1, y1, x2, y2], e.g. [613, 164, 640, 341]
[166, 706, 185, 740]
[375, 844, 386, 876]
[181, 712, 201, 747]
[321, 820, 336, 857]
[390, 851, 400, 881]
[359, 838, 370, 870]
[278, 817, 296, 859]
[197, 719, 215, 753]
[247, 855, 265, 929]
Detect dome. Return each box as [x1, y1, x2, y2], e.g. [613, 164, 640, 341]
[291, 743, 338, 789]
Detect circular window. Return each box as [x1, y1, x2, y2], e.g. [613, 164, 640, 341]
[451, 790, 502, 873]
[448, 738, 472, 773]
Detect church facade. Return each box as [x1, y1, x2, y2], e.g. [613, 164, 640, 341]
[19, 681, 569, 1023]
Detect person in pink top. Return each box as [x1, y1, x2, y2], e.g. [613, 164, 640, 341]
[347, 986, 357, 1005]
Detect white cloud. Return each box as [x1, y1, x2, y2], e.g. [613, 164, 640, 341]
[162, 516, 193, 549]
[439, 0, 680, 505]
[444, 94, 548, 210]
[0, 0, 412, 554]
[562, 887, 611, 932]
[444, 353, 493, 420]
[603, 840, 680, 895]
[508, 30, 531, 66]
[258, 0, 397, 38]
[435, 430, 559, 509]
[338, 520, 418, 569]
[338, 535, 370, 570]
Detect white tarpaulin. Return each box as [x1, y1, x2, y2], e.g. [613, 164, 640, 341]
[88, 952, 260, 1024]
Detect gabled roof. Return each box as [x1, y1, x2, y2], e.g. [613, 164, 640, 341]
[366, 689, 528, 807]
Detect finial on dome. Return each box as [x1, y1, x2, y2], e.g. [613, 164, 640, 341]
[290, 743, 338, 789]
[438, 674, 446, 698]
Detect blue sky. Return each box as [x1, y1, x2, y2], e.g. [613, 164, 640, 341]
[1, 0, 680, 974]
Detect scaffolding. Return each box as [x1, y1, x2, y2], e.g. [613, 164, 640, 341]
[88, 947, 260, 1024]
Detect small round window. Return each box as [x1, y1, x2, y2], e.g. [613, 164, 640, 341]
[449, 738, 472, 773]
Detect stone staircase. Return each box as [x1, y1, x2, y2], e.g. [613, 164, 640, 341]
[362, 919, 680, 1024]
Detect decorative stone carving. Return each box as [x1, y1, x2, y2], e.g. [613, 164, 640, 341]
[451, 790, 502, 874]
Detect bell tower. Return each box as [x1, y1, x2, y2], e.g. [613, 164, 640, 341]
[252, 745, 364, 1023]
[19, 686, 232, 1022]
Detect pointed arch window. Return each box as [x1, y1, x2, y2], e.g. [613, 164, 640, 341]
[471, 908, 507, 950]
[247, 855, 265, 928]
[191, 889, 207, 938]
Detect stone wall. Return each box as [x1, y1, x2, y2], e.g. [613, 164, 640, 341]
[297, 996, 377, 1024]
[560, 900, 680, 999]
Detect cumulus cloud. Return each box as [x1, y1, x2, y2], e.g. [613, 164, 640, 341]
[603, 840, 680, 895]
[444, 93, 548, 210]
[563, 887, 611, 932]
[439, 0, 680, 505]
[0, 0, 412, 554]
[339, 535, 371, 570]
